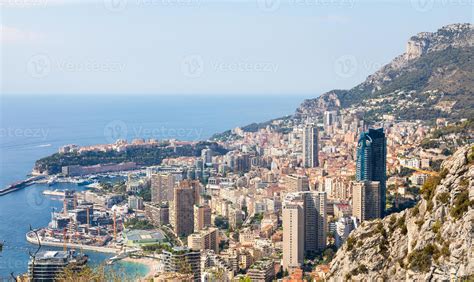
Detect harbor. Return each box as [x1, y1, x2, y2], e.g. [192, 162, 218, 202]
[0, 169, 145, 197]
[0, 176, 45, 196]
[0, 180, 150, 278]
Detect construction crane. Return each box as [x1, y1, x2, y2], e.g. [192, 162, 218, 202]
[86, 207, 90, 227]
[113, 210, 117, 242]
[63, 228, 67, 252]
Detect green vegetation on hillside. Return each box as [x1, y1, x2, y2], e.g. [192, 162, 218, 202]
[408, 243, 441, 272]
[450, 189, 472, 220]
[333, 47, 474, 122]
[211, 116, 293, 141]
[214, 215, 229, 230]
[124, 218, 155, 230]
[137, 186, 151, 202]
[34, 142, 227, 174]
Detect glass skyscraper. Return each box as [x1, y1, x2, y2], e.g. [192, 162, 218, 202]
[356, 128, 387, 215]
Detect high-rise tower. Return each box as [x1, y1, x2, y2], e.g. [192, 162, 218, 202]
[282, 191, 327, 271]
[303, 124, 319, 168]
[356, 128, 387, 215]
[170, 183, 195, 237]
[151, 173, 175, 203]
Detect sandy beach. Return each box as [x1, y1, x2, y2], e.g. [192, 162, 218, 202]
[122, 257, 158, 280]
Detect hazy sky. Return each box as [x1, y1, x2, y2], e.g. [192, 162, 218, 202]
[1, 0, 472, 96]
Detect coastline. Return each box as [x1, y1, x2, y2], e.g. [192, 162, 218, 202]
[0, 95, 304, 277]
[26, 232, 154, 279]
[122, 257, 157, 279]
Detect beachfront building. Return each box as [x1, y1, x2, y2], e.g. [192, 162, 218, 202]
[28, 250, 87, 281]
[162, 246, 201, 281]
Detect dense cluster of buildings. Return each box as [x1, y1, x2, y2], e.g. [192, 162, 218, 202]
[25, 107, 467, 281]
[62, 162, 137, 177]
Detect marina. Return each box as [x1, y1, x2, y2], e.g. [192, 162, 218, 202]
[1, 170, 140, 198]
[0, 95, 296, 278]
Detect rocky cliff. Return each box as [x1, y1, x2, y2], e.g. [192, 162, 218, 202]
[328, 146, 474, 281]
[297, 23, 474, 122]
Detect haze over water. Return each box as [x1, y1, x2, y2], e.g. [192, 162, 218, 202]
[0, 94, 306, 277]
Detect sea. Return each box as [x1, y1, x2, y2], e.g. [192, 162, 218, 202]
[0, 94, 309, 278]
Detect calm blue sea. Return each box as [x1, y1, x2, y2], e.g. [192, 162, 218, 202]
[0, 94, 308, 277]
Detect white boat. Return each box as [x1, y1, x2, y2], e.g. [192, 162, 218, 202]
[43, 189, 65, 196]
[106, 252, 127, 265]
[47, 176, 58, 186]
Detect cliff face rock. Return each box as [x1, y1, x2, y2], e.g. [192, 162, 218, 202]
[297, 23, 473, 121]
[405, 23, 473, 60]
[363, 23, 473, 92]
[328, 146, 474, 281]
[295, 90, 341, 118]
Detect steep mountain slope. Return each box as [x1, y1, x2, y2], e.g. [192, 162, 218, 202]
[297, 23, 473, 122]
[328, 146, 474, 281]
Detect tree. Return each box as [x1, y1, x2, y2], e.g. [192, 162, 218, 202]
[275, 266, 284, 279]
[99, 182, 113, 191]
[214, 216, 229, 230]
[323, 247, 335, 263]
[113, 181, 126, 193]
[59, 264, 138, 281]
[137, 187, 151, 202]
[124, 218, 155, 230]
[178, 259, 193, 274]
